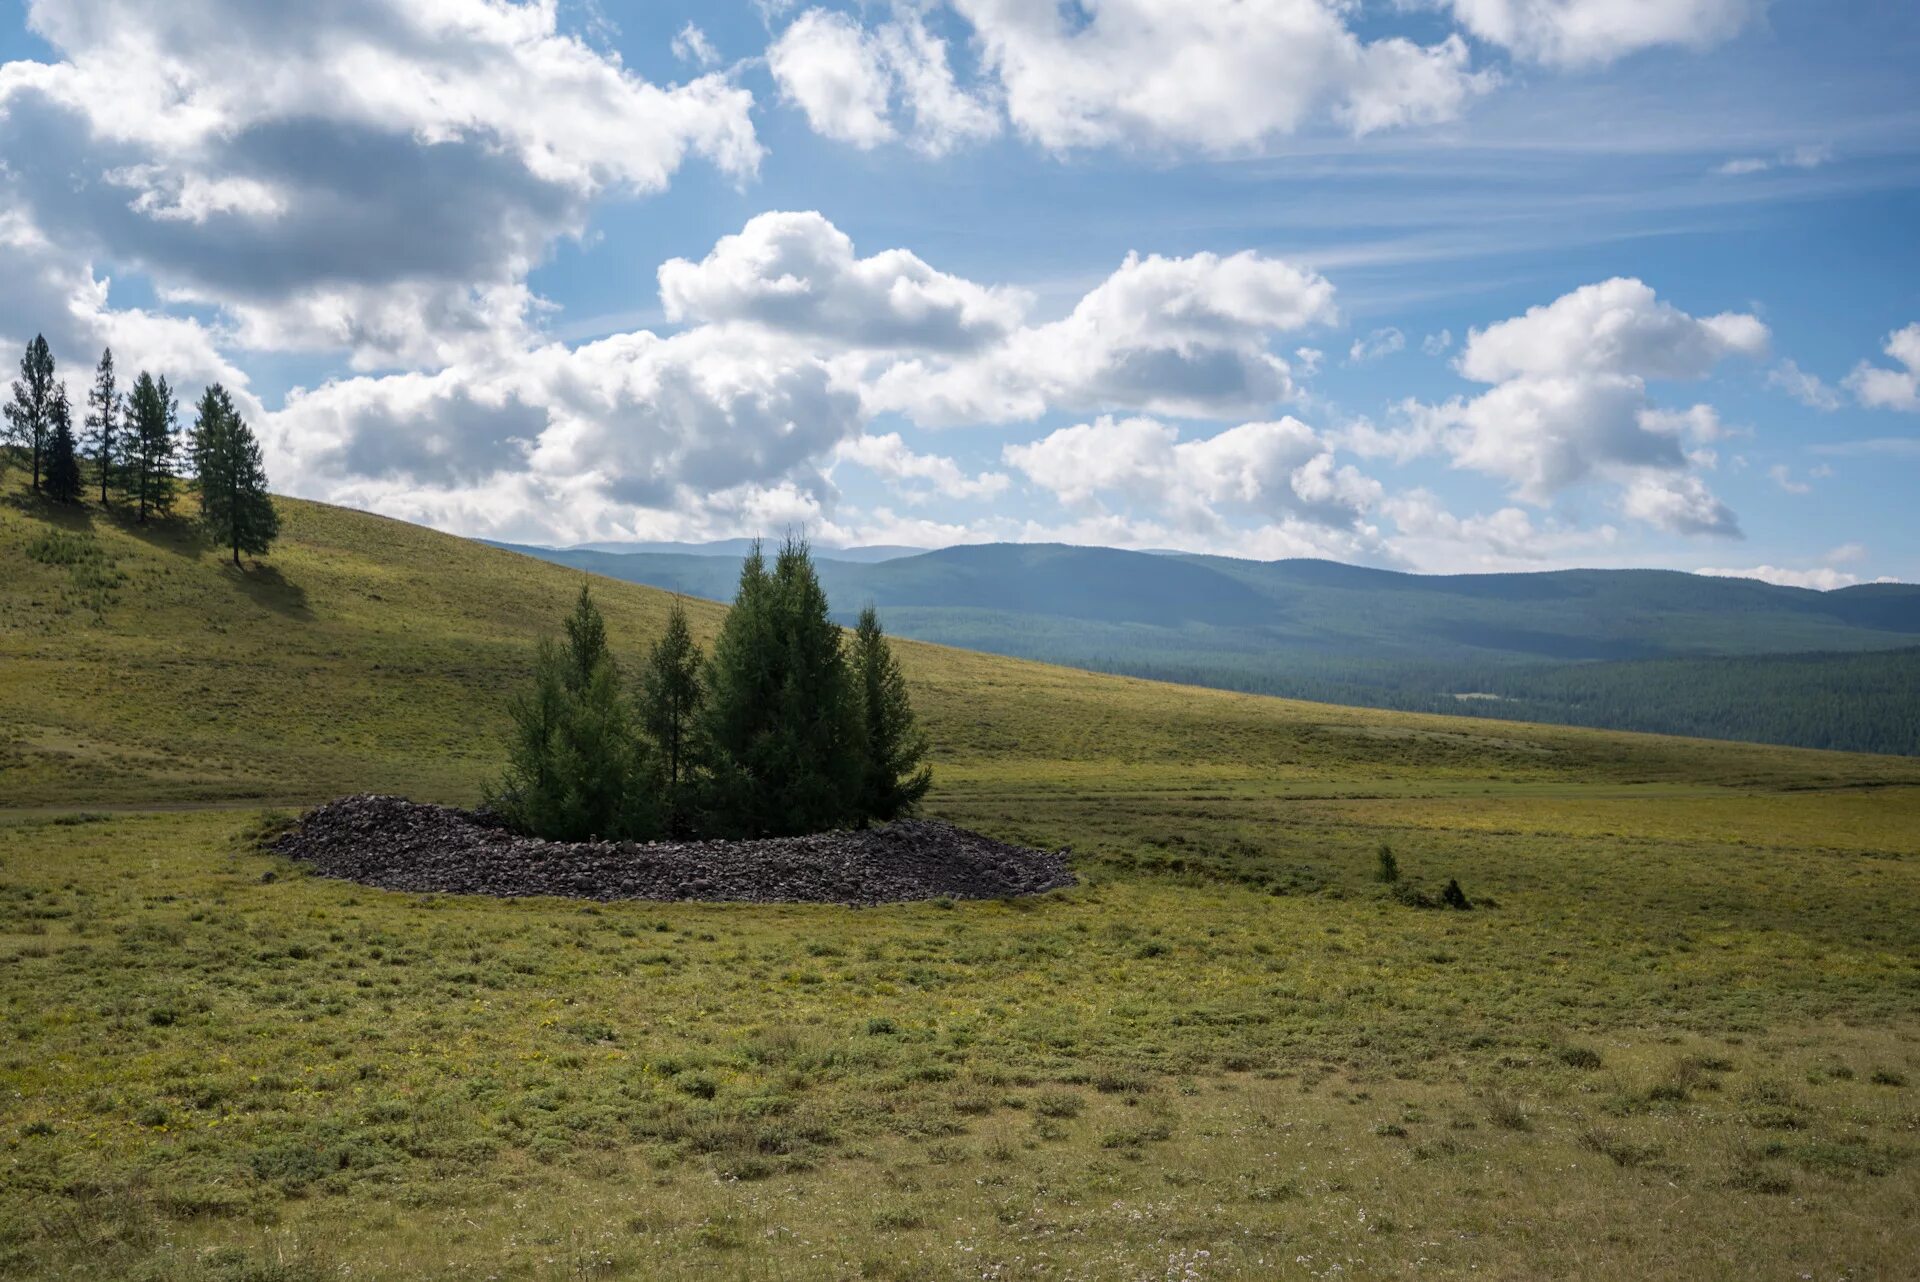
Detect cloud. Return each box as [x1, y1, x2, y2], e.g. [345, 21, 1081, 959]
[1003, 414, 1380, 535]
[0, 0, 760, 369]
[1387, 279, 1760, 535]
[1620, 473, 1740, 536]
[657, 210, 1029, 352]
[767, 7, 999, 155]
[1380, 488, 1618, 569]
[1422, 329, 1454, 356]
[1845, 323, 1920, 412]
[0, 208, 249, 409]
[1446, 0, 1761, 68]
[833, 431, 1010, 502]
[767, 9, 897, 148]
[266, 322, 864, 541]
[773, 0, 1494, 156]
[1767, 359, 1843, 411]
[1455, 277, 1767, 384]
[1767, 463, 1809, 494]
[1348, 327, 1406, 365]
[1812, 437, 1920, 459]
[242, 212, 1351, 546]
[1712, 144, 1832, 177]
[672, 21, 721, 68]
[870, 249, 1339, 424]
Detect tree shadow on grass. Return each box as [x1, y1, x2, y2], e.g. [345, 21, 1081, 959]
[3, 484, 95, 532]
[113, 507, 209, 559]
[229, 560, 313, 620]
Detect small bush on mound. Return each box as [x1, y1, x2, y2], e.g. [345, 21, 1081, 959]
[488, 538, 932, 842]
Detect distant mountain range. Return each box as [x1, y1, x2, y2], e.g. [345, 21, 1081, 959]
[493, 540, 1920, 755]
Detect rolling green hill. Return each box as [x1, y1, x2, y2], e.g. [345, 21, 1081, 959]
[497, 540, 1920, 753]
[4, 477, 1919, 1281]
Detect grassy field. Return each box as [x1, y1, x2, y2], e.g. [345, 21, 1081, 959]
[3, 478, 1918, 1280]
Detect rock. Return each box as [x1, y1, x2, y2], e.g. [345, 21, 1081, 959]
[270, 795, 1077, 906]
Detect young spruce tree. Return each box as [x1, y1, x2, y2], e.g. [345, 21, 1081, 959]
[190, 384, 280, 565]
[851, 605, 932, 824]
[84, 348, 121, 506]
[3, 334, 56, 493]
[638, 599, 706, 836]
[490, 586, 654, 841]
[125, 372, 178, 522]
[43, 384, 83, 503]
[701, 537, 864, 837]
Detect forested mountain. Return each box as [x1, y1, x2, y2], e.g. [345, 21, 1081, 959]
[498, 541, 1920, 755]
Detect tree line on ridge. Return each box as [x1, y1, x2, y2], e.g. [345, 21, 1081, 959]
[2, 335, 278, 564]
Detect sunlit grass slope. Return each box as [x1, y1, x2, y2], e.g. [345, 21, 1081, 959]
[3, 476, 1918, 1281]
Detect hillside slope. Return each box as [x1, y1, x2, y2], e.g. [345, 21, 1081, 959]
[6, 479, 1920, 809]
[499, 540, 1920, 753]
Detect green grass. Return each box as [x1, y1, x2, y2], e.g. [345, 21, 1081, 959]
[3, 478, 1918, 1279]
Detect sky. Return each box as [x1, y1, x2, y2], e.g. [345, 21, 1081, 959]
[0, 1, 1916, 585]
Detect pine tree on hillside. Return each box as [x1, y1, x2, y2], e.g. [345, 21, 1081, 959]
[639, 599, 706, 836]
[698, 541, 778, 834]
[488, 586, 653, 841]
[851, 605, 932, 824]
[190, 383, 279, 565]
[3, 334, 57, 493]
[701, 537, 864, 837]
[84, 348, 121, 506]
[43, 383, 83, 503]
[125, 372, 179, 522]
[562, 580, 610, 690]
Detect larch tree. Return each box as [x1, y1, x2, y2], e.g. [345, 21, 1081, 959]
[190, 383, 279, 565]
[3, 334, 57, 493]
[125, 372, 179, 522]
[700, 537, 865, 837]
[83, 348, 121, 506]
[850, 605, 932, 824]
[43, 383, 83, 503]
[639, 598, 706, 836]
[487, 585, 653, 841]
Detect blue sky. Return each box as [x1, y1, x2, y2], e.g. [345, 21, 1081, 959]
[1, 0, 1916, 584]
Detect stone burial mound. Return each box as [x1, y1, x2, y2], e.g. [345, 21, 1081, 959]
[272, 794, 1076, 905]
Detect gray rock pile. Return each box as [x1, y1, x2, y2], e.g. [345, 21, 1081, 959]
[272, 794, 1076, 905]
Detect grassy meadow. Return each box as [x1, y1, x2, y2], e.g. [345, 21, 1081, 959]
[2, 477, 1918, 1280]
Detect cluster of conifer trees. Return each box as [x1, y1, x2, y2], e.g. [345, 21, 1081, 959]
[2, 334, 279, 564]
[491, 538, 932, 841]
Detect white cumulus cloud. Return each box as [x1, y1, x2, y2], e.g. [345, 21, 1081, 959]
[1845, 323, 1920, 412]
[1447, 0, 1761, 67]
[768, 7, 999, 155]
[0, 0, 760, 370]
[658, 210, 1030, 352]
[1390, 278, 1763, 535]
[771, 0, 1494, 156]
[1004, 414, 1380, 535]
[871, 249, 1339, 425]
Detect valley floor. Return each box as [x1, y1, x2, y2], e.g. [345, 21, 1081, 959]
[5, 769, 1918, 1281]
